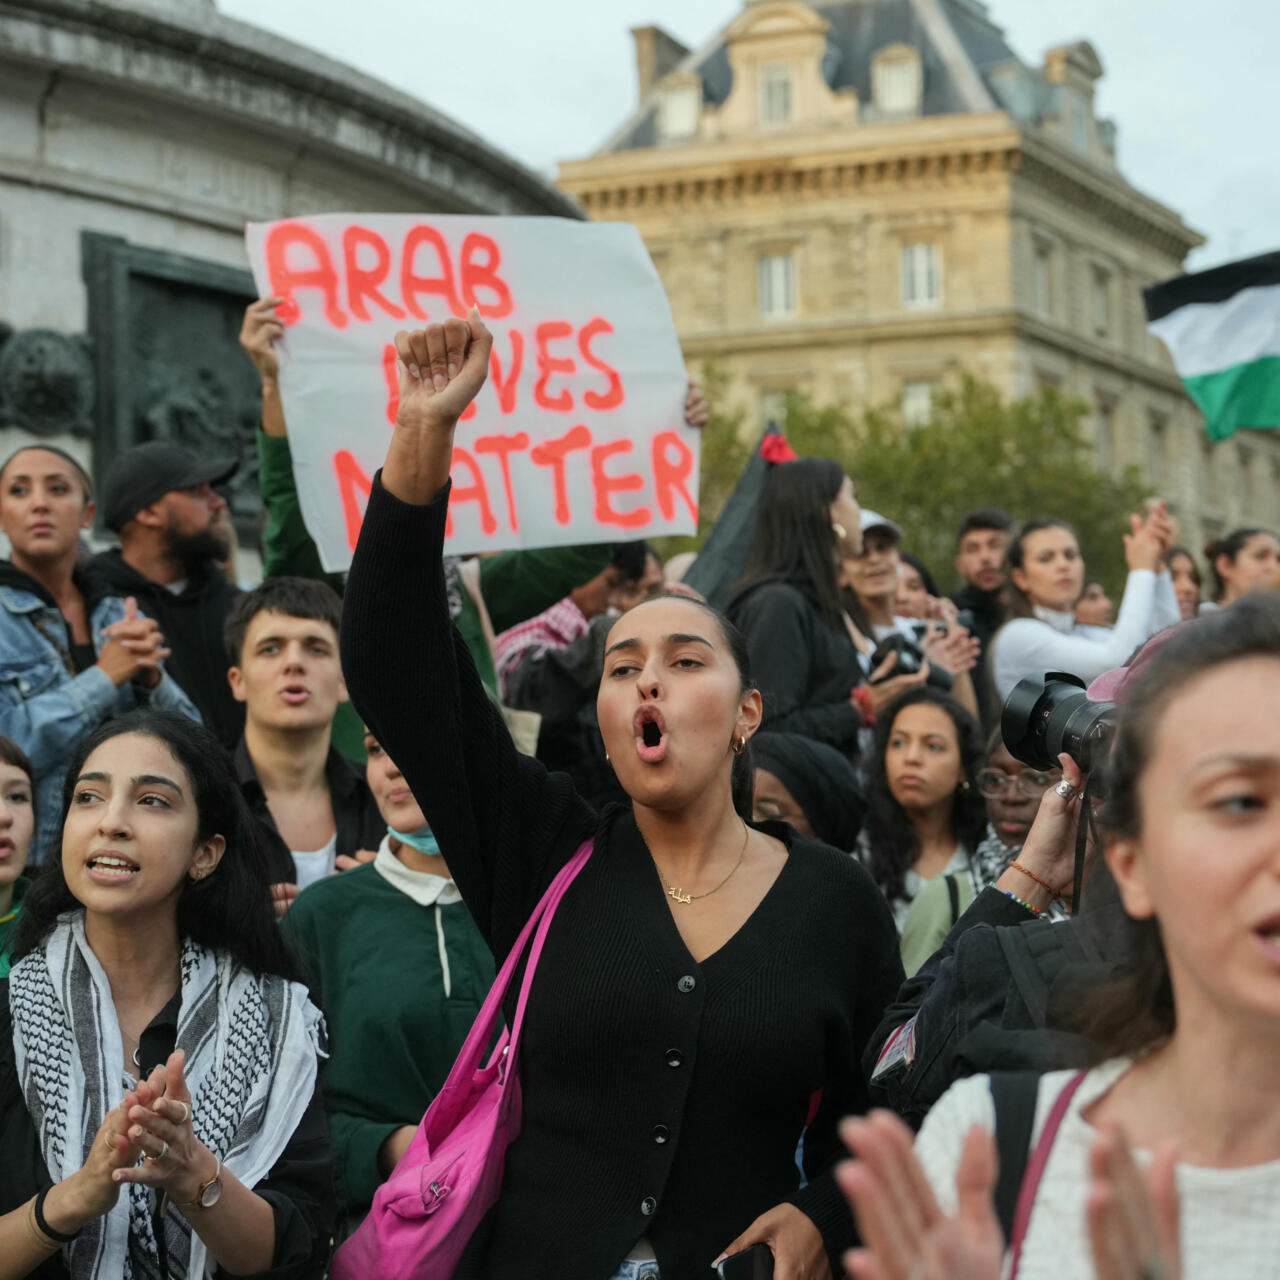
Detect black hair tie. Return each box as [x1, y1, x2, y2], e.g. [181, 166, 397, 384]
[34, 1185, 81, 1244]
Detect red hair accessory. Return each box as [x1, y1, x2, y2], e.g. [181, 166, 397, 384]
[760, 434, 799, 465]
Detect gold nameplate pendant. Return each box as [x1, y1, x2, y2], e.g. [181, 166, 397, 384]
[667, 887, 693, 905]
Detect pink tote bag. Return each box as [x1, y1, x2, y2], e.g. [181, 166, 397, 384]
[333, 839, 593, 1280]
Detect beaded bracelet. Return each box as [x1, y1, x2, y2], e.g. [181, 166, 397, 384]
[998, 889, 1043, 916]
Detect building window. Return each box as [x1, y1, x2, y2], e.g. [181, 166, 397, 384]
[760, 389, 789, 428]
[657, 85, 700, 140]
[759, 62, 794, 126]
[901, 380, 938, 426]
[758, 254, 796, 319]
[1091, 265, 1111, 338]
[1146, 411, 1167, 488]
[874, 54, 922, 115]
[1033, 241, 1053, 317]
[901, 243, 941, 308]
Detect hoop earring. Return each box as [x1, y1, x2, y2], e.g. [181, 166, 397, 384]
[731, 736, 747, 757]
[832, 522, 847, 541]
[604, 750, 610, 764]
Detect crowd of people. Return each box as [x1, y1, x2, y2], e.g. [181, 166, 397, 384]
[0, 296, 1276, 1280]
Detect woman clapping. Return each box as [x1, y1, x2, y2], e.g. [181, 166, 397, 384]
[0, 711, 332, 1279]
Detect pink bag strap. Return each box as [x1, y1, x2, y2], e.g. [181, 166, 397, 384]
[447, 839, 594, 1080]
[1007, 1070, 1087, 1280]
[506, 838, 592, 1050]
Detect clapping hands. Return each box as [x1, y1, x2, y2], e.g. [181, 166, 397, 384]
[98, 596, 169, 690]
[1124, 499, 1177, 573]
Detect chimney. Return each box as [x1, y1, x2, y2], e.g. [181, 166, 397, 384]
[630, 25, 692, 100]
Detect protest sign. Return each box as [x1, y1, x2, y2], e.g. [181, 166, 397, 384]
[244, 214, 698, 571]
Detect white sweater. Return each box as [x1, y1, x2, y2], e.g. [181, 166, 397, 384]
[915, 1060, 1280, 1279]
[991, 569, 1180, 702]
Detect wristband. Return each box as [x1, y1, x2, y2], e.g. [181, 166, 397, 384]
[998, 889, 1043, 917]
[34, 1186, 80, 1244]
[850, 685, 876, 727]
[1009, 860, 1062, 897]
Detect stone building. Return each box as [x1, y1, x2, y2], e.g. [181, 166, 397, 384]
[558, 0, 1280, 553]
[0, 0, 578, 563]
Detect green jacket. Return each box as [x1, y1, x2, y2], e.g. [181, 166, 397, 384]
[0, 875, 31, 979]
[283, 856, 494, 1214]
[256, 431, 615, 757]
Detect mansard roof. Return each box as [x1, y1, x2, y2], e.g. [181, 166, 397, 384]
[600, 0, 1066, 154]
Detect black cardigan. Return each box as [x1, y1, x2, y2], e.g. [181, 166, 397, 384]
[340, 477, 904, 1280]
[0, 981, 334, 1279]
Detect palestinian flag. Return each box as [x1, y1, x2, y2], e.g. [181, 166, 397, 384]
[1144, 250, 1280, 441]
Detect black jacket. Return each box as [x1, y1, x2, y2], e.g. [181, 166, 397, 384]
[949, 581, 1007, 727]
[235, 739, 384, 885]
[725, 576, 865, 760]
[340, 478, 905, 1280]
[862, 874, 1134, 1129]
[90, 549, 244, 748]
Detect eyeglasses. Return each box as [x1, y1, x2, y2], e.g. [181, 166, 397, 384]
[976, 768, 1061, 800]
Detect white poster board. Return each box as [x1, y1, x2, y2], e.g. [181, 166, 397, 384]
[245, 214, 698, 571]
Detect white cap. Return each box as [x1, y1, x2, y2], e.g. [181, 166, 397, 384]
[859, 508, 903, 541]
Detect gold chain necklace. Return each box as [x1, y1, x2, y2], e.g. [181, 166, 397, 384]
[661, 823, 750, 905]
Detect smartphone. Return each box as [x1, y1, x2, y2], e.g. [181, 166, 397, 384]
[716, 1243, 774, 1279]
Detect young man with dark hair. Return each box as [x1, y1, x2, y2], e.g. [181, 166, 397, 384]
[950, 507, 1014, 725]
[91, 442, 245, 747]
[225, 577, 382, 914]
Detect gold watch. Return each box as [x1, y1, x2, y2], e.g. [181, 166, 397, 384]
[178, 1155, 223, 1210]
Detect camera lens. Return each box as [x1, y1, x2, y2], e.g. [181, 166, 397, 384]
[1001, 673, 1116, 774]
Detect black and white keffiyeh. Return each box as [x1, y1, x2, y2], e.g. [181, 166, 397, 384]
[9, 911, 324, 1279]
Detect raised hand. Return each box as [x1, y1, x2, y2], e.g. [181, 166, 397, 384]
[1123, 508, 1166, 573]
[920, 624, 980, 678]
[97, 597, 170, 690]
[239, 297, 285, 384]
[394, 311, 493, 433]
[684, 378, 710, 429]
[996, 752, 1083, 908]
[1087, 1127, 1182, 1280]
[838, 1112, 1002, 1280]
[863, 651, 930, 719]
[382, 312, 494, 505]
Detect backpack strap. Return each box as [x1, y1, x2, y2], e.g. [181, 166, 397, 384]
[989, 1071, 1041, 1246]
[995, 922, 1053, 1029]
[945, 873, 961, 928]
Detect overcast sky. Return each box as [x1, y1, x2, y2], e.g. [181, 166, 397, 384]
[220, 0, 1276, 271]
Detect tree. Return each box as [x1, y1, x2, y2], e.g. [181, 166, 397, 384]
[677, 372, 1153, 596]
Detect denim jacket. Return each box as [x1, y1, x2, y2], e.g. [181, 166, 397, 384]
[0, 576, 201, 862]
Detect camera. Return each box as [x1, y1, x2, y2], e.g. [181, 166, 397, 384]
[1001, 673, 1116, 775]
[870, 633, 954, 692]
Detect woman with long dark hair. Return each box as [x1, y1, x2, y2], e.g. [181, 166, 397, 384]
[1204, 526, 1280, 606]
[1166, 544, 1203, 619]
[0, 710, 332, 1279]
[990, 508, 1179, 702]
[338, 317, 904, 1279]
[840, 593, 1280, 1280]
[0, 447, 198, 862]
[726, 460, 925, 760]
[857, 688, 987, 934]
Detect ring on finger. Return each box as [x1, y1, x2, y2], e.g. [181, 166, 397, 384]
[104, 1132, 116, 1152]
[144, 1139, 170, 1163]
[170, 1101, 191, 1125]
[1054, 779, 1078, 800]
